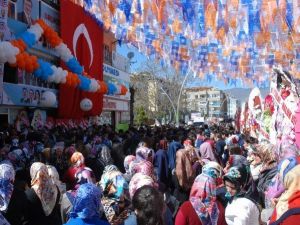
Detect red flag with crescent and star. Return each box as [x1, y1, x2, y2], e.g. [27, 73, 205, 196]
[58, 0, 103, 118]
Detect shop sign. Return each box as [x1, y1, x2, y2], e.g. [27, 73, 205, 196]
[103, 97, 129, 111]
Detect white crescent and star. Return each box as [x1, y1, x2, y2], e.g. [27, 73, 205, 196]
[73, 23, 94, 69]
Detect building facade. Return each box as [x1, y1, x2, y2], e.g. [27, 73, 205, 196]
[227, 96, 241, 119]
[185, 87, 228, 120]
[0, 0, 60, 126]
[0, 0, 131, 128]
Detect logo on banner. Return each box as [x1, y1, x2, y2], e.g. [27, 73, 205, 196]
[73, 23, 94, 68]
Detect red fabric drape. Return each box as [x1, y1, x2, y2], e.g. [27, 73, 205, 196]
[58, 0, 103, 118]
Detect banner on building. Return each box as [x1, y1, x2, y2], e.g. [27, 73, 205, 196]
[59, 0, 103, 118]
[40, 1, 59, 31]
[2, 83, 58, 107]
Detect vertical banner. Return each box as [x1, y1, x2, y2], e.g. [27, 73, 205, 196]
[0, 0, 8, 104]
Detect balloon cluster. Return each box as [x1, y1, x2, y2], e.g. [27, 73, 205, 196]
[0, 19, 128, 95]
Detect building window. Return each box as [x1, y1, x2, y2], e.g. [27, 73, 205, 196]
[104, 45, 111, 64]
[195, 95, 198, 99]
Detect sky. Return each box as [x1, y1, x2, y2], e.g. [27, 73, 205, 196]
[117, 43, 248, 90]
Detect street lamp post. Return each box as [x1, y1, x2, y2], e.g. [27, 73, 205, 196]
[175, 67, 192, 127]
[161, 87, 177, 122]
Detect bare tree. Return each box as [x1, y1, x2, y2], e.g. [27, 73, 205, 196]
[131, 60, 192, 124]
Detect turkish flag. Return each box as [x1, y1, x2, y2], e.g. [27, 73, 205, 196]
[58, 0, 103, 119]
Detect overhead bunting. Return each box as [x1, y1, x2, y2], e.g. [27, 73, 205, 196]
[83, 0, 300, 87]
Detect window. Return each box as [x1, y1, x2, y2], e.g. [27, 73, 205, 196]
[104, 45, 111, 64]
[195, 95, 198, 99]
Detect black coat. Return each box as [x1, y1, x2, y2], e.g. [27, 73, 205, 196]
[24, 186, 62, 225]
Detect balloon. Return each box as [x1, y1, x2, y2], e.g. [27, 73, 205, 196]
[80, 98, 93, 111]
[40, 91, 57, 107]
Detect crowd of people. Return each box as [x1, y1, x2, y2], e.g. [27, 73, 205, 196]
[0, 122, 299, 225]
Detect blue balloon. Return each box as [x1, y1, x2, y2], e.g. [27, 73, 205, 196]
[33, 59, 54, 81]
[78, 74, 91, 91]
[108, 83, 117, 95]
[19, 31, 36, 48]
[66, 57, 84, 75]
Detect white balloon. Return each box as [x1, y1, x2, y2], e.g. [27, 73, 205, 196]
[89, 79, 99, 92]
[40, 91, 57, 107]
[80, 98, 93, 111]
[55, 43, 73, 62]
[7, 55, 16, 64]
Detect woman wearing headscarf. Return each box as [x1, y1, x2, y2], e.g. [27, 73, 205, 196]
[64, 152, 85, 190]
[4, 168, 29, 225]
[94, 145, 114, 179]
[175, 162, 226, 225]
[199, 142, 218, 164]
[123, 155, 136, 183]
[269, 157, 300, 225]
[61, 167, 96, 224]
[0, 163, 15, 225]
[135, 146, 154, 163]
[223, 165, 260, 225]
[174, 140, 197, 203]
[126, 173, 173, 225]
[255, 143, 278, 208]
[128, 173, 157, 199]
[154, 139, 170, 188]
[24, 162, 61, 225]
[47, 165, 66, 198]
[131, 160, 155, 178]
[100, 165, 130, 225]
[98, 146, 114, 168]
[64, 183, 109, 225]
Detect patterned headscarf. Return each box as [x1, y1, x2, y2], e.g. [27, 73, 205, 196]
[202, 161, 223, 179]
[223, 165, 249, 190]
[100, 165, 130, 225]
[70, 183, 102, 219]
[7, 149, 26, 171]
[271, 157, 300, 221]
[124, 155, 136, 174]
[129, 173, 156, 199]
[98, 146, 113, 167]
[135, 146, 153, 162]
[47, 165, 66, 195]
[190, 173, 219, 225]
[131, 160, 155, 178]
[70, 152, 85, 167]
[75, 167, 95, 188]
[30, 162, 58, 216]
[100, 165, 128, 201]
[0, 163, 15, 212]
[256, 143, 277, 168]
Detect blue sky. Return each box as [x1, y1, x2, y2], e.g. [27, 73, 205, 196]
[117, 43, 247, 90]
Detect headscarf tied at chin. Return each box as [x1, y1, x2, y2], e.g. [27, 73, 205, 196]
[30, 162, 58, 216]
[0, 163, 15, 212]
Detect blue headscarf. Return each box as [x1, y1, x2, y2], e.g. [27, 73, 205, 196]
[0, 163, 15, 212]
[167, 141, 182, 171]
[69, 183, 102, 219]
